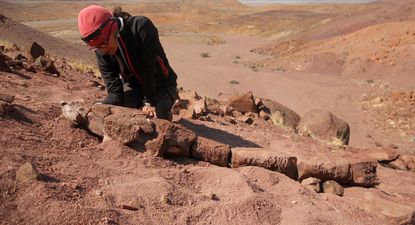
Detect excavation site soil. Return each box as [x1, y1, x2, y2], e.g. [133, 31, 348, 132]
[0, 0, 414, 224]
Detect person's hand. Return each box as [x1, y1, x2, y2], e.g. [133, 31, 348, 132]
[142, 104, 156, 117]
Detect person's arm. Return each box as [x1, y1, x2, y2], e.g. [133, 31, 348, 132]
[95, 52, 124, 105]
[132, 17, 160, 106]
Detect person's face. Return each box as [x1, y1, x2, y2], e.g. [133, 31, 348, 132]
[95, 30, 118, 55]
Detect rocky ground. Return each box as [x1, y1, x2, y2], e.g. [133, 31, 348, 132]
[0, 0, 415, 224]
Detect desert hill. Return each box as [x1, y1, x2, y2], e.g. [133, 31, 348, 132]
[0, 14, 95, 64]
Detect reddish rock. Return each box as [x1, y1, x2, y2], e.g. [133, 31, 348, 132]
[179, 108, 196, 119]
[26, 65, 37, 73]
[16, 162, 39, 182]
[190, 98, 207, 115]
[29, 42, 45, 59]
[297, 109, 350, 145]
[104, 113, 155, 145]
[238, 115, 254, 125]
[231, 148, 298, 180]
[0, 51, 12, 72]
[191, 137, 231, 167]
[297, 157, 351, 184]
[366, 147, 400, 163]
[14, 54, 27, 61]
[350, 160, 377, 187]
[322, 180, 344, 196]
[88, 104, 197, 157]
[38, 56, 59, 75]
[172, 99, 189, 115]
[301, 177, 321, 193]
[259, 110, 270, 120]
[390, 154, 415, 171]
[262, 98, 300, 131]
[254, 97, 263, 107]
[363, 192, 415, 223]
[227, 92, 258, 113]
[61, 101, 88, 126]
[145, 120, 197, 157]
[206, 98, 224, 115]
[87, 104, 112, 136]
[179, 89, 201, 100]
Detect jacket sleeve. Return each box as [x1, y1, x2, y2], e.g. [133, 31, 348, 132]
[134, 17, 159, 105]
[95, 52, 124, 105]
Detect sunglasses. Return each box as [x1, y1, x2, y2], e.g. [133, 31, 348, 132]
[81, 18, 115, 46]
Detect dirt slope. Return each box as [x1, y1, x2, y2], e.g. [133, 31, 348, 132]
[0, 14, 95, 64]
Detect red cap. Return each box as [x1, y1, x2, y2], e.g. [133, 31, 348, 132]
[78, 5, 114, 46]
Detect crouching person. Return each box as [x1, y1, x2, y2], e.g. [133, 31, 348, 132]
[78, 5, 178, 120]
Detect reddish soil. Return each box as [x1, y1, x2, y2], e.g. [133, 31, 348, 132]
[0, 0, 415, 224]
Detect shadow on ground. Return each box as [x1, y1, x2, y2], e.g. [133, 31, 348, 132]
[178, 119, 261, 148]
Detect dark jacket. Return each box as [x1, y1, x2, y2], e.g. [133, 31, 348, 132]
[96, 16, 177, 106]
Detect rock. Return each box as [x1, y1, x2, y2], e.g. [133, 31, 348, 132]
[26, 65, 37, 73]
[6, 60, 24, 69]
[259, 110, 270, 120]
[220, 105, 232, 116]
[121, 205, 139, 211]
[390, 154, 415, 171]
[301, 177, 321, 193]
[322, 180, 344, 196]
[29, 42, 45, 59]
[226, 117, 237, 125]
[38, 56, 59, 76]
[245, 112, 258, 118]
[0, 100, 12, 117]
[349, 160, 377, 187]
[179, 108, 196, 119]
[88, 104, 197, 157]
[227, 92, 258, 113]
[178, 89, 201, 102]
[297, 109, 350, 145]
[262, 99, 300, 131]
[0, 93, 14, 103]
[14, 54, 27, 61]
[254, 97, 263, 107]
[231, 148, 298, 180]
[104, 113, 155, 145]
[61, 101, 88, 126]
[400, 155, 415, 171]
[145, 120, 197, 157]
[16, 162, 39, 182]
[0, 51, 12, 72]
[297, 157, 351, 184]
[198, 115, 212, 122]
[366, 147, 400, 163]
[363, 192, 415, 224]
[191, 137, 231, 167]
[190, 98, 207, 115]
[238, 115, 254, 125]
[172, 99, 189, 115]
[390, 158, 407, 171]
[206, 98, 224, 115]
[87, 104, 113, 136]
[210, 193, 219, 201]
